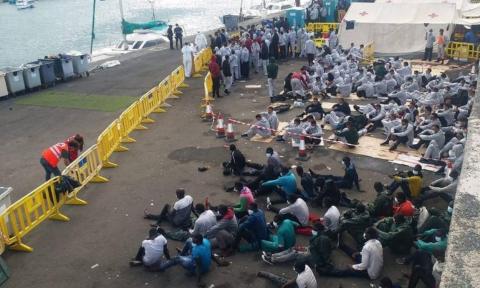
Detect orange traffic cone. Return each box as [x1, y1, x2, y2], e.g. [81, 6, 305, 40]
[225, 119, 236, 142]
[296, 135, 310, 161]
[203, 103, 213, 121]
[216, 114, 225, 138]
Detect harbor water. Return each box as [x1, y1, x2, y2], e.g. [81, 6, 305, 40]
[0, 0, 243, 67]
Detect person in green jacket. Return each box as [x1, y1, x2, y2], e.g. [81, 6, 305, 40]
[415, 228, 448, 254]
[367, 182, 393, 219]
[267, 57, 278, 100]
[339, 203, 372, 249]
[374, 214, 414, 255]
[418, 202, 452, 233]
[334, 121, 359, 147]
[261, 214, 298, 253]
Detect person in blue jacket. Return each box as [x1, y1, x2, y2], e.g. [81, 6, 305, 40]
[262, 167, 298, 204]
[233, 202, 269, 252]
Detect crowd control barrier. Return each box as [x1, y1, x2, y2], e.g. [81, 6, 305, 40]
[193, 54, 204, 78]
[171, 66, 189, 96]
[62, 145, 108, 205]
[306, 22, 339, 34]
[0, 177, 68, 252]
[139, 87, 163, 123]
[97, 120, 128, 168]
[201, 48, 212, 71]
[313, 38, 326, 48]
[446, 42, 479, 61]
[118, 101, 148, 143]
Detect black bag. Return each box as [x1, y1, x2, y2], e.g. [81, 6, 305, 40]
[55, 175, 81, 195]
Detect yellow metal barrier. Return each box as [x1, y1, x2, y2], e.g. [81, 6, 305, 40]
[62, 144, 108, 205]
[192, 54, 204, 78]
[97, 119, 128, 168]
[171, 66, 187, 96]
[306, 22, 339, 34]
[200, 48, 210, 71]
[118, 100, 148, 143]
[202, 72, 214, 106]
[446, 42, 478, 61]
[313, 38, 326, 48]
[139, 87, 163, 124]
[0, 177, 68, 252]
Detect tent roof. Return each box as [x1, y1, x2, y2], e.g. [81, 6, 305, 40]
[343, 2, 457, 24]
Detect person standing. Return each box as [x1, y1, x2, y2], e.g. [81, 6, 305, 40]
[222, 55, 232, 95]
[240, 45, 250, 80]
[305, 35, 316, 66]
[267, 58, 278, 100]
[40, 141, 79, 181]
[251, 39, 261, 74]
[194, 31, 208, 52]
[166, 25, 174, 50]
[174, 24, 183, 49]
[260, 41, 270, 76]
[65, 134, 84, 162]
[181, 42, 194, 78]
[436, 29, 447, 64]
[208, 56, 222, 98]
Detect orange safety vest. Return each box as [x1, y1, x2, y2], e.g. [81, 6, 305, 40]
[42, 143, 68, 168]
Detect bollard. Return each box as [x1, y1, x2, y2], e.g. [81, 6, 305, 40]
[296, 136, 310, 161]
[225, 119, 236, 142]
[216, 114, 225, 138]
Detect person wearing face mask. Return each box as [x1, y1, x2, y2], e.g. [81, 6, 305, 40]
[261, 167, 298, 205]
[309, 156, 361, 191]
[257, 260, 317, 288]
[387, 164, 423, 199]
[232, 182, 255, 219]
[392, 191, 416, 217]
[368, 182, 394, 219]
[381, 118, 415, 151]
[415, 171, 459, 207]
[261, 214, 298, 253]
[245, 147, 283, 191]
[374, 214, 414, 255]
[261, 222, 333, 271]
[317, 227, 384, 280]
[418, 202, 453, 233]
[267, 194, 309, 226]
[241, 114, 272, 139]
[411, 124, 445, 150]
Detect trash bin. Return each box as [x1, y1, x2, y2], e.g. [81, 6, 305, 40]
[222, 15, 239, 32]
[37, 59, 56, 87]
[51, 55, 74, 80]
[65, 53, 90, 77]
[0, 72, 8, 99]
[1, 68, 25, 95]
[285, 7, 305, 29]
[21, 63, 41, 90]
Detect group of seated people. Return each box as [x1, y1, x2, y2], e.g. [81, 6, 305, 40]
[129, 139, 459, 287]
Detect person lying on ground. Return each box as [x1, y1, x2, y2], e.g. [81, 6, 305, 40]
[222, 144, 246, 176]
[266, 194, 309, 226]
[261, 167, 298, 204]
[257, 260, 317, 288]
[241, 114, 272, 139]
[317, 227, 384, 280]
[130, 227, 171, 270]
[232, 202, 269, 253]
[261, 214, 298, 253]
[232, 182, 255, 219]
[374, 214, 414, 255]
[144, 188, 194, 229]
[261, 222, 333, 272]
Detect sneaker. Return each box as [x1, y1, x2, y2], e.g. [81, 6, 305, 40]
[241, 133, 248, 138]
[266, 197, 272, 207]
[129, 260, 142, 267]
[261, 254, 274, 265]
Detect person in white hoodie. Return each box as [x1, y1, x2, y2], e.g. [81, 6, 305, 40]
[381, 119, 414, 151]
[241, 114, 272, 138]
[194, 31, 208, 51]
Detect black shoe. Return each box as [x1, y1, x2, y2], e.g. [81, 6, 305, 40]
[129, 260, 143, 267]
[241, 133, 248, 138]
[380, 141, 389, 146]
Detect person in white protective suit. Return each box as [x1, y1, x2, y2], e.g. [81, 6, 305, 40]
[181, 42, 195, 78]
[194, 31, 208, 52]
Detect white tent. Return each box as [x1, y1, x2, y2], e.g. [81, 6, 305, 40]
[338, 2, 456, 55]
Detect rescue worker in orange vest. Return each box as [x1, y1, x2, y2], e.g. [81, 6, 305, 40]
[65, 134, 84, 162]
[436, 29, 447, 64]
[40, 141, 79, 181]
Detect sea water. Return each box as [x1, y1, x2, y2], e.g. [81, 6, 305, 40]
[0, 0, 244, 67]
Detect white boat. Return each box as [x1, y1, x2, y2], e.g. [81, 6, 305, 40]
[244, 0, 309, 18]
[16, 0, 34, 9]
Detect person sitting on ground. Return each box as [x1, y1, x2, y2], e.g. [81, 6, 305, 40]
[310, 156, 361, 191]
[295, 166, 317, 200]
[304, 120, 323, 145]
[223, 144, 246, 176]
[267, 194, 309, 226]
[414, 228, 448, 254]
[381, 118, 414, 151]
[317, 227, 384, 280]
[378, 276, 402, 288]
[388, 168, 423, 199]
[261, 214, 299, 253]
[262, 106, 280, 132]
[402, 249, 445, 288]
[261, 166, 297, 204]
[367, 182, 393, 219]
[339, 203, 372, 249]
[322, 197, 341, 238]
[298, 97, 325, 119]
[241, 114, 272, 138]
[232, 182, 255, 219]
[334, 120, 359, 147]
[160, 234, 211, 286]
[233, 202, 268, 252]
[144, 188, 193, 229]
[392, 191, 416, 217]
[261, 222, 333, 272]
[205, 205, 238, 257]
[246, 147, 283, 192]
[276, 118, 304, 142]
[257, 260, 317, 288]
[415, 170, 458, 207]
[130, 227, 171, 270]
[374, 214, 414, 255]
[190, 204, 216, 237]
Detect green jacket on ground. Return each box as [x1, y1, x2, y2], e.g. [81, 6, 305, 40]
[376, 217, 414, 254]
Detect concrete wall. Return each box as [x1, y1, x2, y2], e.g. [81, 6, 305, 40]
[440, 70, 480, 287]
